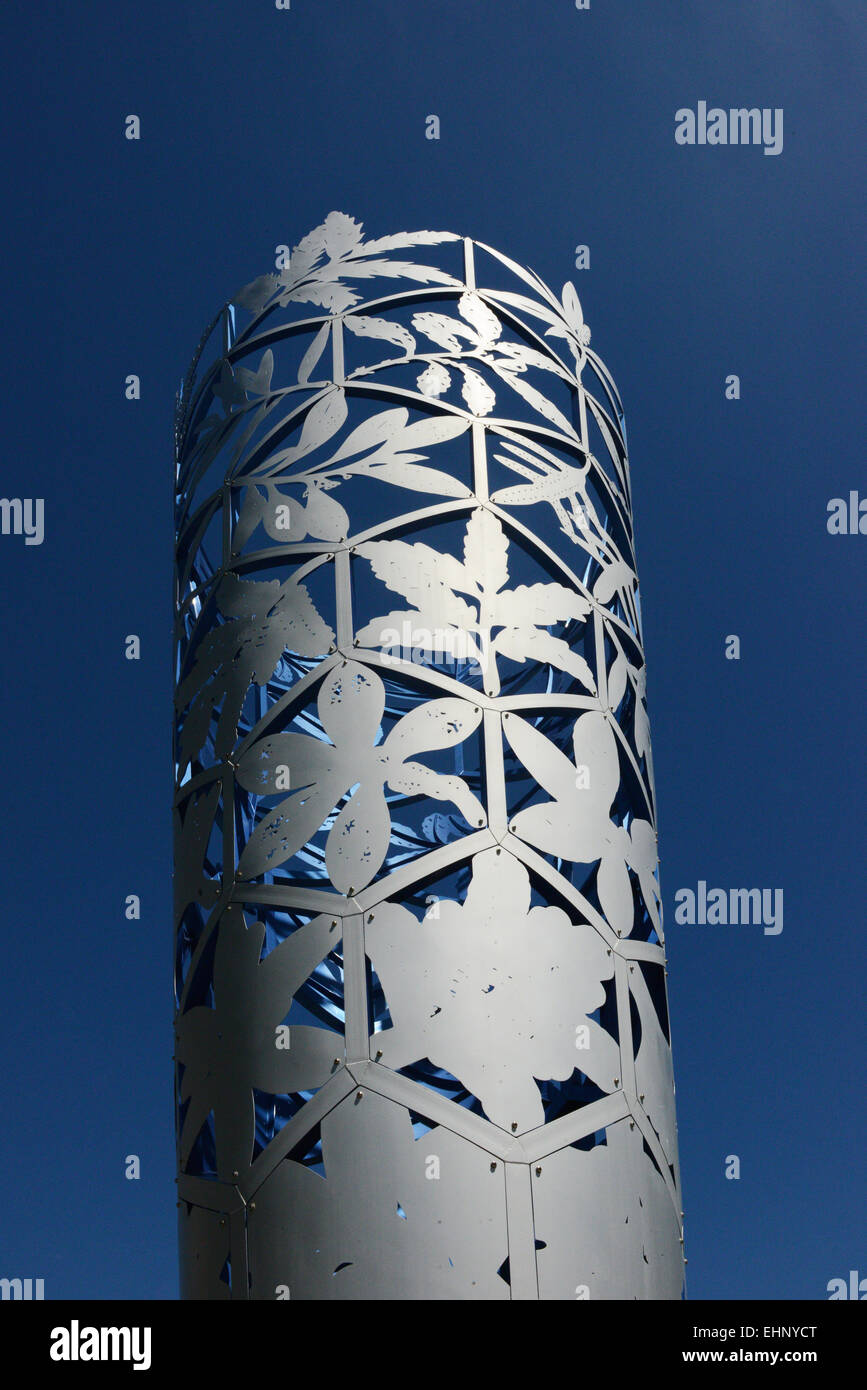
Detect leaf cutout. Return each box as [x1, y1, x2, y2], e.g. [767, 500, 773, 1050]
[492, 365, 577, 437]
[236, 671, 483, 887]
[325, 406, 408, 464]
[562, 281, 585, 335]
[607, 646, 628, 712]
[505, 712, 624, 867]
[388, 762, 486, 829]
[458, 364, 496, 416]
[493, 629, 596, 693]
[237, 784, 340, 880]
[593, 559, 635, 605]
[302, 484, 349, 541]
[493, 581, 590, 627]
[411, 312, 476, 352]
[358, 459, 471, 499]
[318, 662, 386, 750]
[322, 211, 365, 260]
[262, 490, 305, 542]
[458, 292, 501, 346]
[463, 508, 508, 593]
[354, 230, 461, 254]
[233, 273, 279, 314]
[344, 315, 416, 355]
[385, 699, 483, 759]
[358, 539, 474, 606]
[235, 350, 274, 397]
[231, 485, 267, 553]
[294, 389, 348, 460]
[326, 781, 393, 896]
[417, 362, 451, 398]
[359, 511, 590, 693]
[298, 323, 331, 384]
[235, 732, 337, 795]
[495, 341, 573, 381]
[481, 288, 564, 332]
[597, 852, 634, 935]
[176, 576, 334, 765]
[335, 259, 460, 287]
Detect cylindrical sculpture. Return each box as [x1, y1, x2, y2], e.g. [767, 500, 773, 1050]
[173, 214, 684, 1300]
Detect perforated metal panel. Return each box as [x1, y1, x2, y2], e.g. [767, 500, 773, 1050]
[174, 214, 684, 1300]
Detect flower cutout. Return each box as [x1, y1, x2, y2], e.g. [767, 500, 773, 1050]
[505, 710, 659, 936]
[367, 850, 619, 1131]
[235, 663, 485, 891]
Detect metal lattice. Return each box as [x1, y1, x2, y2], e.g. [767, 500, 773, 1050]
[174, 213, 684, 1300]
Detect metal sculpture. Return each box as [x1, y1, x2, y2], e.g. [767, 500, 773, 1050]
[174, 213, 684, 1299]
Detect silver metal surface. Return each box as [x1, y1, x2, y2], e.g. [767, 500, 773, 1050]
[174, 213, 683, 1299]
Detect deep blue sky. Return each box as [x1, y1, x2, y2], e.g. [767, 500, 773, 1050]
[0, 0, 863, 1299]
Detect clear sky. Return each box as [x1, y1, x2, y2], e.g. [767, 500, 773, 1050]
[0, 0, 864, 1299]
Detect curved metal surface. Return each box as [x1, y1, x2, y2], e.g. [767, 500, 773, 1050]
[173, 213, 684, 1299]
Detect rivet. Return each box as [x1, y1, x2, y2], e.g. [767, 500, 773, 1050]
[639, 1093, 645, 1102]
[347, 887, 355, 897]
[331, 919, 338, 928]
[356, 1090, 363, 1100]
[219, 1217, 226, 1226]
[368, 913, 374, 922]
[511, 1122, 517, 1132]
[375, 1050, 382, 1061]
[332, 1058, 340, 1067]
[509, 823, 516, 833]
[535, 1166, 542, 1176]
[249, 1203, 256, 1212]
[490, 1162, 497, 1172]
[496, 848, 501, 855]
[477, 818, 484, 826]
[232, 1170, 239, 1181]
[614, 1077, 620, 1086]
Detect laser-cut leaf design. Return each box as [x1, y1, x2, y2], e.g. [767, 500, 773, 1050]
[234, 663, 484, 889]
[357, 509, 594, 695]
[344, 314, 416, 357]
[298, 323, 331, 384]
[235, 349, 274, 398]
[261, 404, 472, 499]
[417, 361, 452, 398]
[504, 710, 658, 936]
[176, 573, 335, 768]
[176, 905, 342, 1178]
[233, 214, 462, 325]
[456, 363, 496, 416]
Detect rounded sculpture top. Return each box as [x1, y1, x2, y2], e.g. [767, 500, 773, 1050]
[175, 212, 630, 543]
